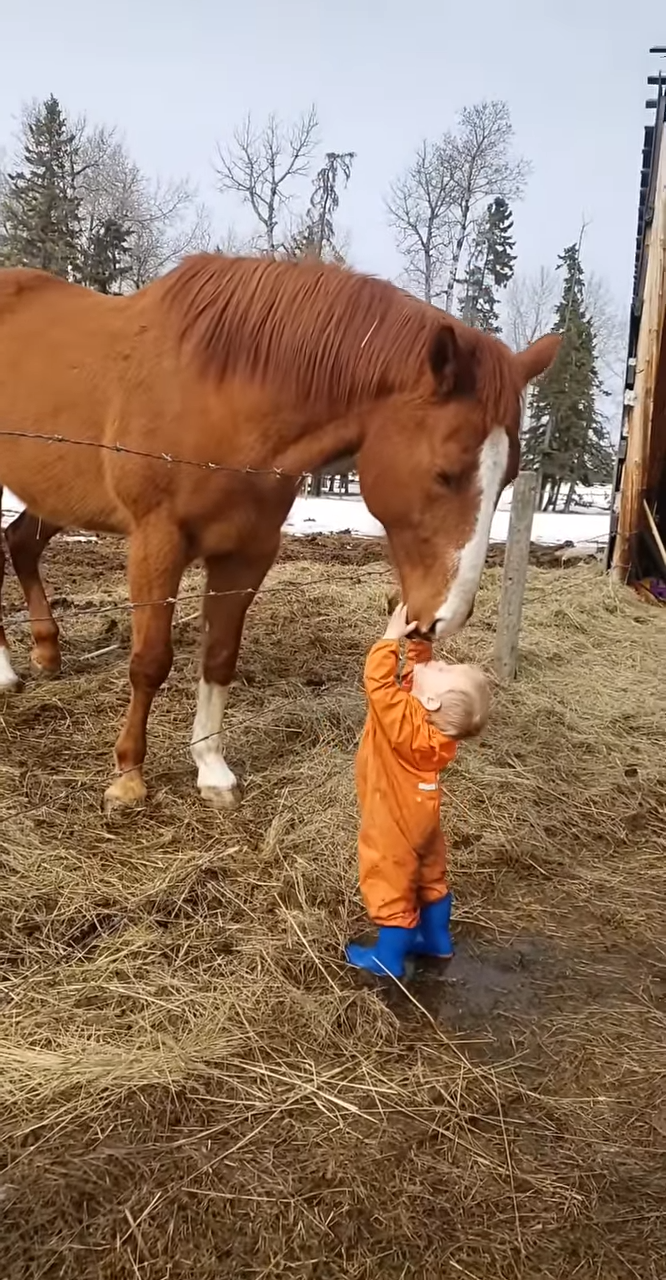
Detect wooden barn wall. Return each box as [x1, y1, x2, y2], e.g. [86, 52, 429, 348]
[611, 118, 666, 580]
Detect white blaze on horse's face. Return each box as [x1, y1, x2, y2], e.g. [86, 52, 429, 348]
[433, 426, 509, 639]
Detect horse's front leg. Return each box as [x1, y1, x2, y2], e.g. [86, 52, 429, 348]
[104, 518, 187, 814]
[192, 551, 275, 810]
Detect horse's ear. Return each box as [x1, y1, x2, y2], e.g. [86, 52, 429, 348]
[514, 333, 561, 385]
[428, 324, 459, 397]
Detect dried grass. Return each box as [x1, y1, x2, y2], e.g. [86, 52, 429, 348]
[0, 538, 665, 1279]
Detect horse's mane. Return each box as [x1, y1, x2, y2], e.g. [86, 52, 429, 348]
[157, 254, 520, 421]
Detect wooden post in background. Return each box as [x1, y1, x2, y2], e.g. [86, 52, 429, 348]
[611, 116, 666, 581]
[494, 471, 538, 683]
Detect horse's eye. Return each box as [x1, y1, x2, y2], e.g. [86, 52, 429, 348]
[436, 470, 456, 489]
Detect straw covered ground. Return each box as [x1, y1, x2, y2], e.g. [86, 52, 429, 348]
[0, 534, 665, 1279]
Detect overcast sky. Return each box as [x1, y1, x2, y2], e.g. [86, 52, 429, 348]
[0, 0, 662, 322]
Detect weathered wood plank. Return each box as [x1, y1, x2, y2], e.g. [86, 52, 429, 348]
[494, 472, 538, 682]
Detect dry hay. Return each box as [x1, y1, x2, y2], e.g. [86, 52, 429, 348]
[0, 536, 665, 1280]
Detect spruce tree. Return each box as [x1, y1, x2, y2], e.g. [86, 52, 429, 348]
[1, 96, 81, 277]
[80, 215, 132, 293]
[524, 242, 614, 508]
[459, 197, 516, 333]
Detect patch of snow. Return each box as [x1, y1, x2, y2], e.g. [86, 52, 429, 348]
[497, 482, 611, 516]
[285, 495, 610, 549]
[559, 542, 604, 561]
[490, 507, 609, 548]
[2, 489, 611, 553]
[284, 496, 383, 539]
[1, 492, 96, 541]
[1, 491, 24, 529]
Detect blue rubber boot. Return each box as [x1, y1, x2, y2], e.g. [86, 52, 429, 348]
[412, 894, 454, 959]
[345, 925, 417, 978]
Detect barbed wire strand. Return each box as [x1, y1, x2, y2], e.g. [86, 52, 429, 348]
[0, 649, 383, 822]
[2, 563, 391, 631]
[0, 428, 375, 819]
[0, 427, 361, 633]
[3, 657, 433, 821]
[0, 428, 307, 480]
[0, 717, 315, 822]
[0, 559, 394, 821]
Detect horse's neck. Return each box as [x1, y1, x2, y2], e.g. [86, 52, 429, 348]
[267, 407, 366, 476]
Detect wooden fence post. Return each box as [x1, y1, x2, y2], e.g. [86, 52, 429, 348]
[493, 471, 538, 683]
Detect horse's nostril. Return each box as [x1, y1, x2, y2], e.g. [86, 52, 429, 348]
[417, 622, 437, 641]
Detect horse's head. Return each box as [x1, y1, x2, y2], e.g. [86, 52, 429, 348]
[357, 326, 560, 638]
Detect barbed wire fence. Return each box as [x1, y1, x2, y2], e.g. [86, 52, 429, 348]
[0, 427, 307, 476]
[0, 427, 393, 819]
[0, 425, 387, 623]
[0, 559, 393, 822]
[0, 426, 612, 827]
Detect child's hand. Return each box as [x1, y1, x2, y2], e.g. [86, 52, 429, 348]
[383, 603, 418, 642]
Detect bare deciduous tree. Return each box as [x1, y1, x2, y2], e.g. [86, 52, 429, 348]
[387, 101, 528, 311]
[503, 267, 559, 351]
[0, 148, 8, 250]
[502, 267, 559, 443]
[213, 226, 256, 256]
[585, 274, 626, 402]
[581, 274, 625, 447]
[75, 124, 210, 288]
[124, 180, 211, 287]
[445, 102, 529, 312]
[215, 107, 319, 254]
[386, 139, 457, 302]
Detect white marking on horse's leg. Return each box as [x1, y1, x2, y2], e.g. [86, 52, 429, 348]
[0, 645, 21, 690]
[434, 426, 509, 639]
[191, 679, 240, 809]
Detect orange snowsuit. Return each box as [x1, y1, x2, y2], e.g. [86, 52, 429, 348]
[356, 639, 457, 929]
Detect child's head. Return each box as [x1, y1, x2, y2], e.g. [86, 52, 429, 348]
[411, 659, 490, 739]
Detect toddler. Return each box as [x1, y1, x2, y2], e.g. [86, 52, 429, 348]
[346, 603, 489, 978]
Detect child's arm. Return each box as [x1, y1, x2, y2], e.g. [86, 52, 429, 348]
[364, 605, 457, 770]
[364, 642, 457, 770]
[364, 605, 435, 757]
[401, 638, 433, 691]
[363, 603, 418, 743]
[363, 641, 416, 746]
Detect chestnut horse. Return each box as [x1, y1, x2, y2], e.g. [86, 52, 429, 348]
[0, 254, 558, 812]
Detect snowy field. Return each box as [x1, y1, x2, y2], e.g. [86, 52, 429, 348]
[285, 489, 611, 550]
[1, 487, 612, 551]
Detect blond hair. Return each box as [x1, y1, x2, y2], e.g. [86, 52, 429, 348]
[431, 666, 490, 740]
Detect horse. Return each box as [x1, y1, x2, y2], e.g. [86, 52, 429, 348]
[0, 253, 559, 813]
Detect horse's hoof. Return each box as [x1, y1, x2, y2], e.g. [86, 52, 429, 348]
[103, 792, 146, 819]
[0, 673, 23, 693]
[200, 784, 242, 812]
[30, 658, 61, 680]
[103, 775, 148, 817]
[29, 645, 61, 675]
